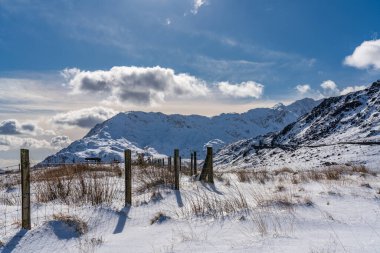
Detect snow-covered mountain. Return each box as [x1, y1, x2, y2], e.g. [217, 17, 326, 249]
[41, 98, 320, 164]
[215, 80, 380, 170]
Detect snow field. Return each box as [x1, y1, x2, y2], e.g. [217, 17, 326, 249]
[0, 164, 380, 252]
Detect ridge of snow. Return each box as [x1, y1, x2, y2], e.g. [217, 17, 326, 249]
[41, 99, 320, 164]
[215, 80, 380, 169]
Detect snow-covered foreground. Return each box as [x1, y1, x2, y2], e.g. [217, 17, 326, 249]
[215, 143, 380, 171]
[1, 165, 380, 253]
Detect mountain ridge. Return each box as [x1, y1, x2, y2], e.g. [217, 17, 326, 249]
[41, 98, 320, 164]
[215, 80, 380, 169]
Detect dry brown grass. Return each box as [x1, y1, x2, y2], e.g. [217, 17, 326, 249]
[235, 170, 272, 184]
[274, 167, 294, 175]
[0, 192, 20, 206]
[150, 211, 171, 225]
[0, 173, 20, 190]
[134, 165, 174, 193]
[53, 213, 88, 236]
[351, 165, 369, 174]
[33, 164, 120, 205]
[32, 164, 122, 182]
[179, 187, 249, 218]
[290, 165, 375, 184]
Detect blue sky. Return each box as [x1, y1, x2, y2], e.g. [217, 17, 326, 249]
[1, 0, 379, 85]
[0, 0, 380, 164]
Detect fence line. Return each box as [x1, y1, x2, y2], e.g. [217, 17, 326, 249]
[0, 147, 214, 243]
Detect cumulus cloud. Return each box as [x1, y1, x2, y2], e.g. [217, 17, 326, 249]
[52, 107, 118, 128]
[295, 84, 311, 94]
[0, 119, 54, 136]
[0, 135, 51, 151]
[50, 135, 72, 149]
[217, 81, 264, 99]
[340, 85, 367, 95]
[294, 80, 367, 99]
[320, 80, 337, 91]
[191, 0, 207, 14]
[320, 80, 340, 96]
[0, 120, 21, 135]
[62, 66, 210, 106]
[344, 39, 380, 70]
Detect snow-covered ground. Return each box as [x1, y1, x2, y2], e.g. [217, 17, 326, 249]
[1, 164, 380, 253]
[215, 143, 380, 171]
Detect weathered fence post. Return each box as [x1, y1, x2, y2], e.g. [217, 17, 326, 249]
[206, 147, 214, 183]
[190, 153, 194, 175]
[20, 149, 31, 230]
[124, 149, 132, 206]
[168, 156, 172, 170]
[174, 149, 179, 190]
[179, 156, 182, 171]
[199, 147, 214, 183]
[193, 151, 197, 175]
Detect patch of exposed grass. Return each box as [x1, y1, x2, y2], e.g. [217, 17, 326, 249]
[150, 212, 171, 225]
[52, 213, 88, 236]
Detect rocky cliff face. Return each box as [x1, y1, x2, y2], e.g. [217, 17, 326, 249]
[215, 81, 380, 170]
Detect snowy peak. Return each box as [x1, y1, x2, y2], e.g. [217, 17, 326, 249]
[272, 81, 380, 145]
[215, 80, 380, 169]
[41, 98, 320, 164]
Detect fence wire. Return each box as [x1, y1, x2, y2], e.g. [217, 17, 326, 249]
[0, 172, 21, 241]
[0, 158, 195, 244]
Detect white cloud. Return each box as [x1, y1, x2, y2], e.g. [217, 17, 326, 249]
[0, 119, 55, 136]
[52, 107, 118, 128]
[320, 80, 340, 96]
[191, 0, 207, 14]
[62, 66, 210, 106]
[296, 84, 311, 94]
[340, 85, 367, 95]
[0, 135, 51, 151]
[344, 39, 380, 70]
[295, 80, 368, 99]
[50, 135, 72, 149]
[217, 81, 264, 99]
[320, 80, 337, 91]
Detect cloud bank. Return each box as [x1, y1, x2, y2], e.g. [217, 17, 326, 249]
[52, 107, 117, 128]
[63, 66, 210, 106]
[295, 84, 311, 95]
[0, 135, 51, 151]
[344, 39, 380, 70]
[0, 119, 54, 136]
[50, 135, 72, 149]
[217, 81, 264, 99]
[295, 80, 367, 98]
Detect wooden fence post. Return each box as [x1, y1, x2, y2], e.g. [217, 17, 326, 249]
[168, 156, 172, 170]
[199, 147, 214, 183]
[174, 149, 179, 190]
[190, 153, 194, 175]
[193, 151, 197, 175]
[207, 147, 214, 183]
[124, 149, 132, 206]
[21, 149, 31, 230]
[199, 151, 208, 181]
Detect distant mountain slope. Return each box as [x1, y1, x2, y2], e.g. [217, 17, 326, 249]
[215, 80, 380, 170]
[41, 98, 320, 164]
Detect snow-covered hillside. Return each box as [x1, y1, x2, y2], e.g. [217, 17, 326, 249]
[41, 98, 319, 164]
[215, 80, 380, 169]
